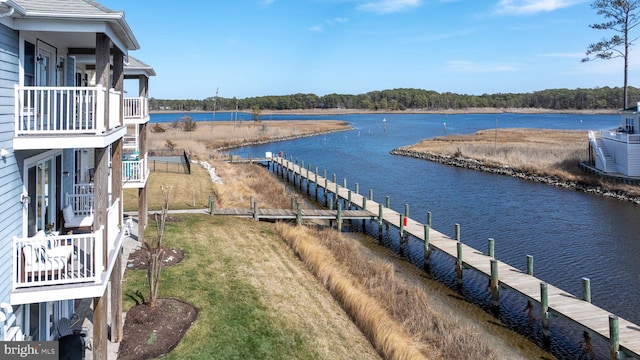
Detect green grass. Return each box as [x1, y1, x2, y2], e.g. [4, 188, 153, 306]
[122, 214, 319, 360]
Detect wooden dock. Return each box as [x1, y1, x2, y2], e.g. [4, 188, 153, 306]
[213, 208, 373, 222]
[267, 156, 640, 359]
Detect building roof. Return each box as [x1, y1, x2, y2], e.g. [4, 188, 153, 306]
[125, 56, 156, 77]
[6, 0, 139, 51]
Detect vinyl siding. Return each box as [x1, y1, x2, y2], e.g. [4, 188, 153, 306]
[0, 22, 20, 309]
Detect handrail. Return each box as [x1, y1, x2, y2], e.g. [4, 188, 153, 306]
[14, 85, 115, 135]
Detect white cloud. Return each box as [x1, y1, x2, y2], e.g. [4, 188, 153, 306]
[358, 0, 421, 14]
[447, 60, 517, 73]
[495, 0, 584, 15]
[308, 25, 324, 32]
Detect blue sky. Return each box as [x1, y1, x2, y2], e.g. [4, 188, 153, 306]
[100, 0, 637, 100]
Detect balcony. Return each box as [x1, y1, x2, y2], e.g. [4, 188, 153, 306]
[10, 198, 124, 305]
[124, 97, 149, 124]
[13, 85, 126, 150]
[123, 154, 149, 188]
[598, 129, 640, 144]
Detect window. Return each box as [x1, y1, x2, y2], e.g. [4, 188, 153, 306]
[24, 41, 35, 86]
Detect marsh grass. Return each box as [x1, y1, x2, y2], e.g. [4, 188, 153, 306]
[276, 224, 499, 360]
[148, 120, 350, 159]
[405, 128, 640, 195]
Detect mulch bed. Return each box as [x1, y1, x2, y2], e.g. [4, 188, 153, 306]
[126, 247, 184, 269]
[119, 243, 193, 359]
[117, 298, 198, 360]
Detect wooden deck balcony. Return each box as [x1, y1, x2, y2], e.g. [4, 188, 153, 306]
[10, 199, 124, 305]
[123, 96, 149, 124]
[13, 85, 125, 150]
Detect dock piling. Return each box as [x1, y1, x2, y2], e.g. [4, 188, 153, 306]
[582, 278, 591, 303]
[488, 238, 495, 258]
[490, 259, 499, 310]
[541, 282, 550, 349]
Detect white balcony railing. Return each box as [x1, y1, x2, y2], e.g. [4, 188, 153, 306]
[123, 157, 147, 183]
[14, 85, 122, 136]
[109, 89, 122, 130]
[124, 97, 149, 120]
[107, 198, 120, 255]
[599, 129, 640, 144]
[66, 192, 94, 217]
[12, 227, 104, 289]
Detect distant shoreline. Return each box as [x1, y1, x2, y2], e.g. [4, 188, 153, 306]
[151, 107, 618, 116]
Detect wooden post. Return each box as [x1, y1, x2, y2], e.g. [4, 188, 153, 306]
[306, 165, 311, 195]
[110, 253, 123, 342]
[324, 171, 328, 207]
[253, 201, 259, 221]
[329, 198, 333, 210]
[290, 197, 295, 210]
[347, 190, 352, 210]
[343, 178, 347, 189]
[250, 196, 254, 209]
[488, 238, 495, 258]
[361, 195, 368, 231]
[93, 289, 108, 360]
[332, 173, 336, 183]
[355, 183, 359, 194]
[427, 211, 432, 228]
[369, 189, 373, 201]
[314, 167, 319, 200]
[404, 204, 409, 219]
[609, 315, 620, 360]
[490, 259, 499, 311]
[296, 202, 302, 226]
[424, 225, 431, 272]
[335, 183, 339, 208]
[582, 278, 591, 303]
[385, 196, 390, 208]
[209, 195, 214, 215]
[455, 241, 463, 288]
[336, 203, 342, 232]
[541, 282, 550, 349]
[526, 255, 533, 275]
[378, 204, 383, 243]
[399, 214, 405, 257]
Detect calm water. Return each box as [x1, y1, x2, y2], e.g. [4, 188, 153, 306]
[153, 112, 639, 358]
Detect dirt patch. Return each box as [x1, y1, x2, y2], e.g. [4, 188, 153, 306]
[126, 247, 184, 269]
[117, 298, 198, 360]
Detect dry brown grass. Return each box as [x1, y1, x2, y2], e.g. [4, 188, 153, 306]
[403, 128, 640, 195]
[209, 160, 304, 209]
[276, 223, 428, 360]
[149, 120, 351, 159]
[276, 224, 501, 360]
[406, 128, 587, 178]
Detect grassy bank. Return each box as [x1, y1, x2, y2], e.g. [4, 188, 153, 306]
[398, 128, 640, 196]
[148, 120, 351, 157]
[123, 160, 552, 359]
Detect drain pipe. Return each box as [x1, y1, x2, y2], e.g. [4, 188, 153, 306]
[0, 0, 14, 18]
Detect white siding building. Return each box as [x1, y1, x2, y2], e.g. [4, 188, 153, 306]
[0, 1, 153, 358]
[589, 103, 640, 177]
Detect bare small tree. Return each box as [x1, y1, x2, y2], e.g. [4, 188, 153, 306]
[145, 185, 171, 309]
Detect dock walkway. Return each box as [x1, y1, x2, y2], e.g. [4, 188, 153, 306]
[269, 156, 640, 358]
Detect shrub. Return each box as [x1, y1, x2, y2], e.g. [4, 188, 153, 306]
[182, 116, 197, 132]
[151, 123, 166, 133]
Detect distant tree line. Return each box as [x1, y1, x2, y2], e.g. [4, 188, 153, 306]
[149, 87, 640, 112]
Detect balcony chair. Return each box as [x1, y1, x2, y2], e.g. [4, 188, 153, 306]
[20, 230, 74, 282]
[62, 204, 93, 233]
